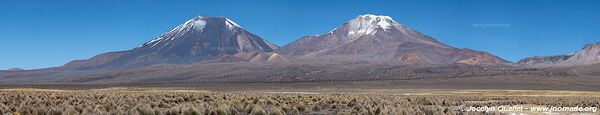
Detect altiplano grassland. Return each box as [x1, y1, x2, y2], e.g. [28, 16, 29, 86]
[0, 88, 598, 115]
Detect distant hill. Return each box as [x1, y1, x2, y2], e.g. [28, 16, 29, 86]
[6, 68, 24, 71]
[519, 42, 600, 67]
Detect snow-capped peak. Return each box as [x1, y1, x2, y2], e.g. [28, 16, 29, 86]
[225, 18, 243, 29]
[345, 14, 400, 36]
[358, 14, 396, 29]
[184, 16, 243, 30]
[139, 16, 244, 48]
[189, 16, 207, 30]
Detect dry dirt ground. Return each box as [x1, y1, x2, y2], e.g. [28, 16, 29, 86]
[2, 74, 600, 91]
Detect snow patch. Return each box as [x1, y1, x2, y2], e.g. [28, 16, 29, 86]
[191, 19, 206, 30]
[139, 16, 203, 48]
[225, 18, 242, 29]
[377, 20, 393, 29]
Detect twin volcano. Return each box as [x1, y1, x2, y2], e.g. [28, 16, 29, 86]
[64, 14, 508, 70]
[277, 14, 508, 64]
[64, 16, 279, 69]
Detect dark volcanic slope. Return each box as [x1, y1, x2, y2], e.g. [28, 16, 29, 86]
[63, 16, 279, 69]
[518, 42, 600, 67]
[7, 62, 573, 84]
[277, 14, 509, 65]
[572, 63, 600, 77]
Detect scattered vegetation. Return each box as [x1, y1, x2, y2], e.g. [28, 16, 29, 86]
[0, 89, 598, 115]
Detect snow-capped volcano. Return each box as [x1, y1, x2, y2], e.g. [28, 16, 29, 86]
[63, 16, 280, 69]
[277, 14, 508, 65]
[325, 14, 447, 47]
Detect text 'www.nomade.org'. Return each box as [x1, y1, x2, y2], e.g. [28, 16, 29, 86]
[459, 105, 597, 113]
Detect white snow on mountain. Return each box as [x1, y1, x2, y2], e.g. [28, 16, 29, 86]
[346, 14, 398, 36]
[225, 18, 242, 29]
[320, 14, 447, 48]
[139, 17, 201, 48]
[191, 18, 207, 30]
[139, 16, 246, 48]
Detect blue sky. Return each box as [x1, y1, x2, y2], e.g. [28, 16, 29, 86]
[1, 0, 599, 69]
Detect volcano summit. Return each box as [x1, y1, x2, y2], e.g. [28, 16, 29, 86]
[64, 16, 280, 69]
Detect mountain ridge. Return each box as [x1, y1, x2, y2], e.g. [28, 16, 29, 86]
[518, 42, 600, 67]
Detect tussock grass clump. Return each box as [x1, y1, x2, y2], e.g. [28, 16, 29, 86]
[268, 107, 285, 115]
[250, 105, 267, 115]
